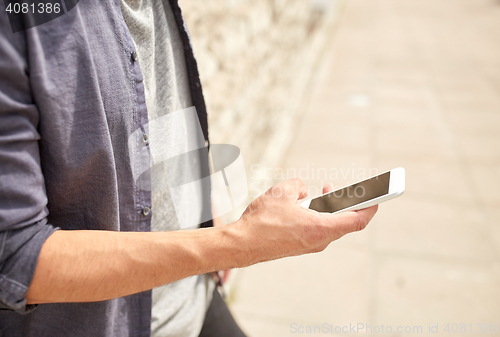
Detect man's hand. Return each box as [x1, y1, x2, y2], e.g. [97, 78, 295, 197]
[227, 178, 377, 266]
[27, 178, 376, 304]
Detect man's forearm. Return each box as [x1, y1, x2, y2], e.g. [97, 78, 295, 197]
[26, 179, 377, 304]
[26, 226, 245, 304]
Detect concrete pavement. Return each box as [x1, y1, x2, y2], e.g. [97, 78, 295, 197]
[229, 0, 500, 336]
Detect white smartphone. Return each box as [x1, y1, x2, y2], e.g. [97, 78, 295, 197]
[301, 167, 405, 214]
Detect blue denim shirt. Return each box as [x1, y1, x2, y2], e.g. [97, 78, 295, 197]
[0, 0, 211, 335]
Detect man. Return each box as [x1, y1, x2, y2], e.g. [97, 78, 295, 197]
[0, 0, 377, 336]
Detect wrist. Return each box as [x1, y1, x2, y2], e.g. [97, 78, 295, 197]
[216, 218, 256, 269]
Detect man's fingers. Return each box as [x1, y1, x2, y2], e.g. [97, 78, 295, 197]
[355, 204, 378, 224]
[322, 183, 334, 194]
[322, 204, 378, 237]
[297, 182, 308, 200]
[267, 178, 308, 201]
[221, 269, 230, 284]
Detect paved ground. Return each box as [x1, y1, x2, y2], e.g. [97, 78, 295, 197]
[229, 0, 500, 336]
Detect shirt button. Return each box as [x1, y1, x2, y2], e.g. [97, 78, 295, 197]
[131, 51, 138, 62]
[142, 133, 149, 144]
[142, 206, 151, 216]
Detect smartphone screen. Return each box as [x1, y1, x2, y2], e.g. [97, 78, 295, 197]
[309, 172, 391, 213]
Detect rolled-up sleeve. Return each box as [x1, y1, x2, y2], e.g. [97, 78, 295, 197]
[0, 25, 57, 313]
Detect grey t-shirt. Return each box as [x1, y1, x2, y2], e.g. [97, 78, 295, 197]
[120, 1, 214, 336]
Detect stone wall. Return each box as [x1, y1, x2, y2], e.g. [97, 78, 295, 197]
[179, 0, 339, 221]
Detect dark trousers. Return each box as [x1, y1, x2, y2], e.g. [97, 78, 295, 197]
[198, 288, 247, 337]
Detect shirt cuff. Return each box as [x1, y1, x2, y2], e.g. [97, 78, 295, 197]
[0, 220, 57, 314]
